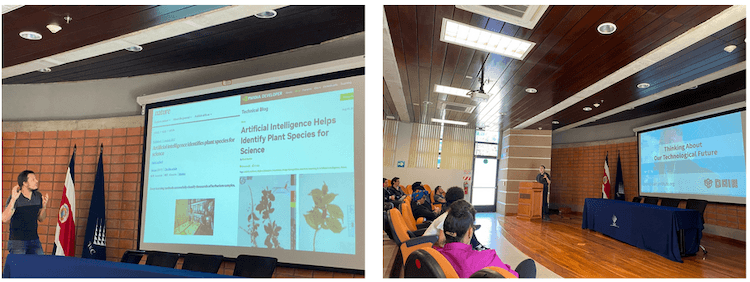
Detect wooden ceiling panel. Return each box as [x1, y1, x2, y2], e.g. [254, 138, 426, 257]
[384, 5, 740, 133]
[3, 6, 222, 68]
[5, 6, 365, 85]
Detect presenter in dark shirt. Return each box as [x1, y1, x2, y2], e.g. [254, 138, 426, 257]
[2, 170, 50, 255]
[536, 165, 551, 221]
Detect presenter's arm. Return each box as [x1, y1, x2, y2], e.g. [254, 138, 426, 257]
[544, 173, 551, 185]
[37, 193, 49, 222]
[2, 185, 21, 223]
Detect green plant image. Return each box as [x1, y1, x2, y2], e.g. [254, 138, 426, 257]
[303, 182, 344, 252]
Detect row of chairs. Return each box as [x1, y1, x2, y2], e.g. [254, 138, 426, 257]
[632, 197, 709, 254]
[120, 250, 277, 277]
[384, 208, 536, 278]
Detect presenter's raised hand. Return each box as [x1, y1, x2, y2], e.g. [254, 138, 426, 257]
[42, 193, 49, 207]
[11, 185, 21, 201]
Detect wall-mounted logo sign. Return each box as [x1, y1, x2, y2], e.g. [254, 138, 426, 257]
[397, 161, 405, 168]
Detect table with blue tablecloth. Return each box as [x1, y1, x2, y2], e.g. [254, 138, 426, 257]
[2, 253, 233, 278]
[582, 198, 703, 263]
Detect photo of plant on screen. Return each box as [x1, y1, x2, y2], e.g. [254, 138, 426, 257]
[237, 175, 295, 249]
[298, 172, 355, 254]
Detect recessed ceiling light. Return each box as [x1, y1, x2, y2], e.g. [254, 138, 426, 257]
[538, 127, 543, 130]
[465, 76, 473, 79]
[434, 84, 470, 97]
[255, 10, 277, 19]
[593, 103, 600, 107]
[583, 107, 592, 111]
[552, 120, 559, 124]
[724, 45, 737, 53]
[386, 116, 396, 120]
[525, 88, 537, 93]
[46, 24, 62, 34]
[431, 118, 469, 126]
[637, 83, 650, 89]
[125, 45, 143, 52]
[597, 22, 616, 35]
[19, 31, 42, 40]
[38, 68, 51, 73]
[689, 85, 698, 90]
[440, 18, 536, 60]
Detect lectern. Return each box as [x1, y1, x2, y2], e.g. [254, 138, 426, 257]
[518, 182, 543, 220]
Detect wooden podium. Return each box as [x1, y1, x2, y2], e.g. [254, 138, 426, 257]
[518, 182, 543, 220]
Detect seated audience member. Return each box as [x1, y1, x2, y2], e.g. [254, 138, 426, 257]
[433, 186, 447, 210]
[435, 200, 518, 278]
[411, 190, 438, 221]
[424, 187, 487, 250]
[386, 177, 406, 209]
[411, 182, 430, 205]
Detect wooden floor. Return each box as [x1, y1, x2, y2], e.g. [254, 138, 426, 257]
[498, 214, 746, 278]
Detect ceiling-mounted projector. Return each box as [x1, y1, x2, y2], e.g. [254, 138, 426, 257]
[468, 90, 489, 102]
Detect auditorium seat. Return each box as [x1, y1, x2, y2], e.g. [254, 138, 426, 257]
[404, 247, 459, 278]
[514, 258, 537, 278]
[632, 196, 642, 203]
[386, 208, 437, 277]
[145, 251, 180, 268]
[120, 250, 146, 264]
[233, 255, 278, 278]
[643, 197, 659, 205]
[404, 184, 413, 195]
[400, 201, 429, 236]
[181, 253, 224, 273]
[659, 198, 681, 207]
[469, 266, 516, 278]
[685, 199, 709, 254]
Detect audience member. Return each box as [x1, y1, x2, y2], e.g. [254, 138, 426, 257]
[424, 187, 486, 250]
[435, 200, 518, 278]
[410, 190, 438, 221]
[385, 177, 406, 209]
[433, 186, 447, 210]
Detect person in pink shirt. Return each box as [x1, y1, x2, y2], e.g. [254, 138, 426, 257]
[434, 200, 518, 278]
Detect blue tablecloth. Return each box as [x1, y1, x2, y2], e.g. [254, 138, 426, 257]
[2, 253, 233, 278]
[582, 198, 703, 263]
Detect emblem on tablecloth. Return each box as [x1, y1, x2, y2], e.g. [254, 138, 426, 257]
[610, 214, 619, 228]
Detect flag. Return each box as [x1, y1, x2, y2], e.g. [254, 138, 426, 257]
[53, 146, 76, 256]
[614, 153, 625, 200]
[82, 145, 106, 260]
[602, 152, 611, 199]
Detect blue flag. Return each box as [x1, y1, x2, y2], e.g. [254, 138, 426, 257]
[614, 153, 625, 201]
[82, 145, 106, 260]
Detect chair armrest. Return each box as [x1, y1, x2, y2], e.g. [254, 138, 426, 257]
[404, 235, 438, 248]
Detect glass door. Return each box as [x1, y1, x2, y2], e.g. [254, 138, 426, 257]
[470, 131, 499, 212]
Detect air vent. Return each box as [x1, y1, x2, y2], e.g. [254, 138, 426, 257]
[439, 101, 476, 113]
[456, 5, 549, 30]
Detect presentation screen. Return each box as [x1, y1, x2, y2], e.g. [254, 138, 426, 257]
[638, 110, 746, 204]
[139, 61, 364, 270]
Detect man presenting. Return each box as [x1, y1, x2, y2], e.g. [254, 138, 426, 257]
[2, 170, 50, 255]
[536, 165, 551, 221]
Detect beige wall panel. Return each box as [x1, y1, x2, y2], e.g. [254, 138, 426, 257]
[506, 158, 551, 170]
[505, 135, 552, 147]
[508, 146, 552, 158]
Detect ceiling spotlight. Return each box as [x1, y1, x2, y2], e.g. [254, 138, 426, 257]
[552, 120, 559, 124]
[125, 45, 143, 52]
[637, 83, 650, 89]
[724, 45, 737, 53]
[525, 88, 537, 93]
[583, 106, 592, 111]
[46, 24, 62, 33]
[538, 127, 543, 130]
[19, 31, 42, 40]
[255, 10, 277, 19]
[38, 68, 51, 73]
[597, 22, 616, 35]
[593, 103, 600, 108]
